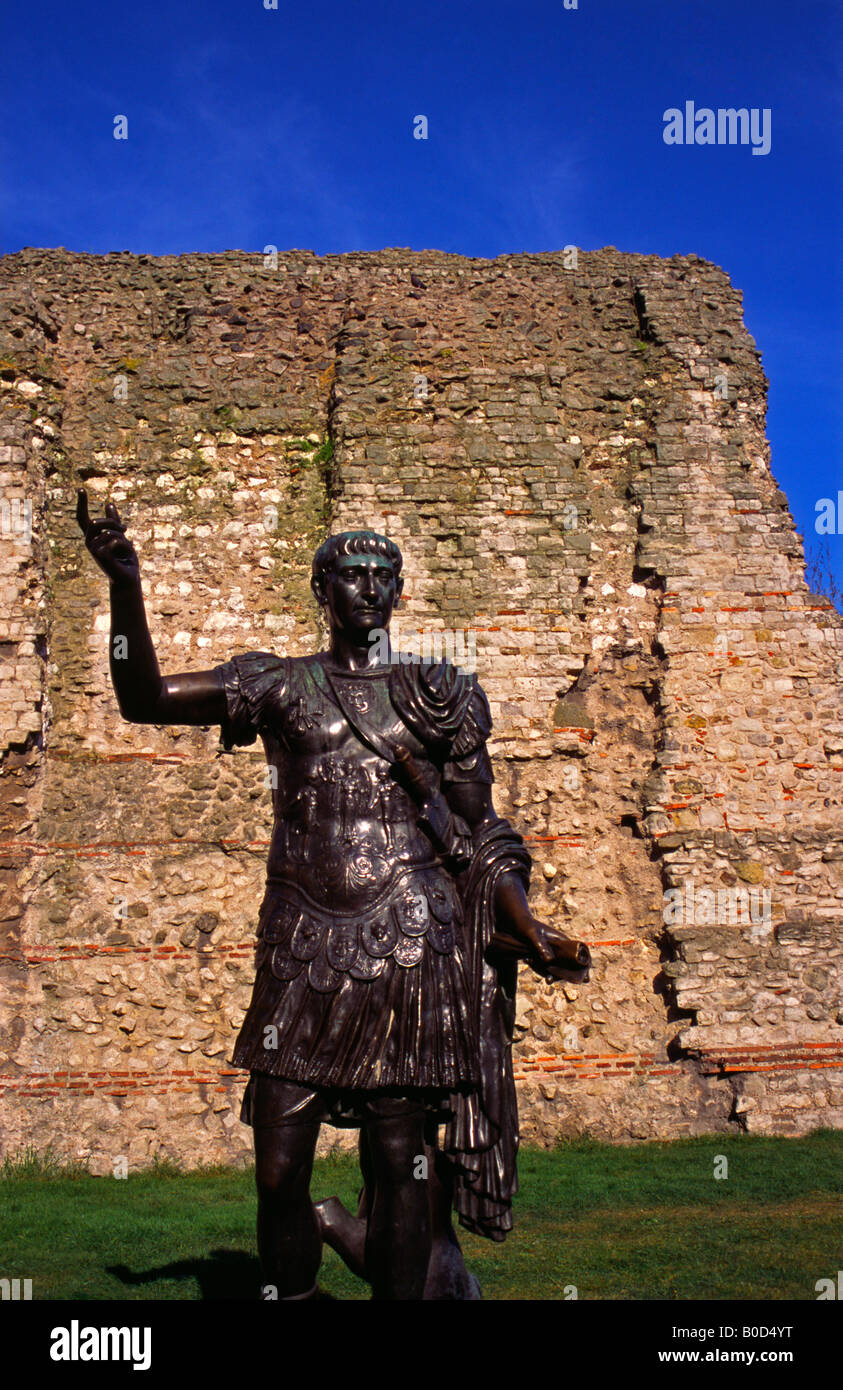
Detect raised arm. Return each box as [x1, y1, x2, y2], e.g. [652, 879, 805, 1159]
[76, 488, 226, 726]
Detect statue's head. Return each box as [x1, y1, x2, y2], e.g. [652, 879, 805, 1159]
[311, 530, 404, 640]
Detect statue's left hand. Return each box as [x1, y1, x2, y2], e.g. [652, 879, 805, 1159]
[491, 912, 591, 981]
[522, 916, 591, 981]
[490, 873, 591, 980]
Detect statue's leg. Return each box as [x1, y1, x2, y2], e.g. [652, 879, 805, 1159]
[422, 1143, 482, 1300]
[361, 1095, 430, 1300]
[313, 1126, 479, 1297]
[250, 1077, 325, 1299]
[312, 1126, 371, 1281]
[313, 1194, 368, 1279]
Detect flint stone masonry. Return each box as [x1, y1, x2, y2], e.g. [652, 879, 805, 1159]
[0, 245, 840, 1172]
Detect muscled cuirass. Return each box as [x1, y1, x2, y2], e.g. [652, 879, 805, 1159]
[256, 660, 461, 992]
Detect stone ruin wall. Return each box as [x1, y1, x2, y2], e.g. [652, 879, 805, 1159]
[0, 245, 841, 1173]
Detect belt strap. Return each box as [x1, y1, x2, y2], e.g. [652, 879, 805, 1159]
[308, 658, 398, 764]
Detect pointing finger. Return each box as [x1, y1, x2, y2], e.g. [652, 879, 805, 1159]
[76, 488, 90, 533]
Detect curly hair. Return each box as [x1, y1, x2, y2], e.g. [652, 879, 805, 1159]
[312, 530, 403, 585]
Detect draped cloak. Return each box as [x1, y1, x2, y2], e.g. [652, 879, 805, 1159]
[391, 663, 527, 1242]
[444, 818, 528, 1242]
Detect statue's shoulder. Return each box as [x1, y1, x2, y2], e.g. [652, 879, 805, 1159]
[223, 650, 294, 705]
[293, 650, 334, 687]
[389, 658, 491, 750]
[217, 651, 293, 750]
[227, 649, 292, 680]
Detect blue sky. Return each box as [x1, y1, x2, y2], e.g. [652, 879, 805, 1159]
[3, 0, 841, 595]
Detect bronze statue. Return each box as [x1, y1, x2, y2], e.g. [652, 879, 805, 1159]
[77, 491, 591, 1300]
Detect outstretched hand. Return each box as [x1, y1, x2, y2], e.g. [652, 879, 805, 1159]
[490, 910, 591, 982]
[490, 870, 592, 981]
[521, 916, 592, 982]
[76, 488, 140, 587]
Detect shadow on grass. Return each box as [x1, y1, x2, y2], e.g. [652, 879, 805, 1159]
[107, 1249, 259, 1301]
[107, 1249, 340, 1301]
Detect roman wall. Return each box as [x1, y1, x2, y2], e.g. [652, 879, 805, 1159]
[0, 245, 840, 1171]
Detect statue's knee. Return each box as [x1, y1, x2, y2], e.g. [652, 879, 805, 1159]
[256, 1153, 310, 1200]
[254, 1129, 314, 1199]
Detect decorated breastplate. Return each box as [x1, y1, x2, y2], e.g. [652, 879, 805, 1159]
[255, 866, 461, 993]
[265, 660, 439, 901]
[281, 754, 425, 901]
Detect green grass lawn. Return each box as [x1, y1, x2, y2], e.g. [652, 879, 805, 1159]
[1, 1131, 840, 1301]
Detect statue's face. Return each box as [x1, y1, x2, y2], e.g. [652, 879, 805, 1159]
[315, 554, 402, 637]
